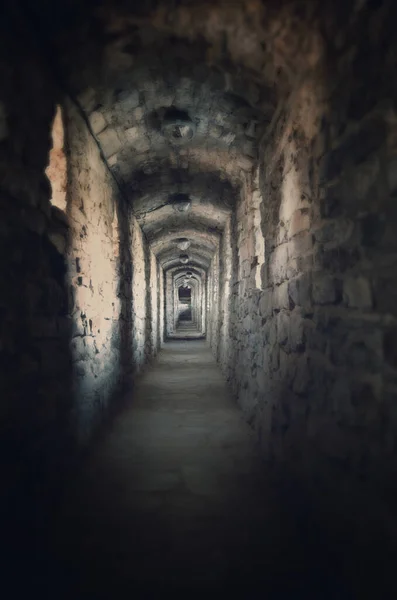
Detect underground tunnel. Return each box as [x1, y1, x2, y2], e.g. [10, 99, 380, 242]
[1, 0, 397, 596]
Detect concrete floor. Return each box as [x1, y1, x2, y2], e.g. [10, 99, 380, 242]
[45, 341, 348, 598]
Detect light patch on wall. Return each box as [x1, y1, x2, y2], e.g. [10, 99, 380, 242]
[252, 169, 265, 289]
[46, 105, 67, 211]
[280, 160, 300, 223]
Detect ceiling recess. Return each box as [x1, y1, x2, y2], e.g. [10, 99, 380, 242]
[176, 237, 191, 250]
[161, 107, 195, 144]
[170, 193, 191, 213]
[179, 254, 189, 264]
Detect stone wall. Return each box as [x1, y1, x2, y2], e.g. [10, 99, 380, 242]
[65, 99, 160, 438]
[164, 270, 174, 337]
[216, 5, 397, 542]
[207, 248, 220, 356]
[131, 216, 148, 370]
[0, 5, 161, 558]
[0, 3, 75, 560]
[65, 99, 123, 442]
[218, 217, 233, 372]
[159, 264, 165, 343]
[150, 250, 159, 355]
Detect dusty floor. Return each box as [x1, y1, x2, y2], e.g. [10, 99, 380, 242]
[40, 341, 350, 598]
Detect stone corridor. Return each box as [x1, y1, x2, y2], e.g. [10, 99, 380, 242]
[2, 0, 397, 597]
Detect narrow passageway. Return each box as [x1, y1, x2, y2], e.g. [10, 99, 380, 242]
[3, 2, 397, 597]
[49, 341, 336, 597]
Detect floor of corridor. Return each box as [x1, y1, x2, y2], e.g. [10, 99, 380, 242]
[46, 341, 346, 598]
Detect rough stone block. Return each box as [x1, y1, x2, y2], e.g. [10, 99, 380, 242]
[277, 311, 289, 347]
[115, 89, 140, 110]
[343, 276, 372, 309]
[288, 209, 310, 238]
[288, 231, 312, 260]
[89, 111, 107, 135]
[258, 290, 272, 319]
[48, 231, 67, 255]
[97, 127, 122, 158]
[268, 243, 288, 285]
[312, 273, 339, 305]
[313, 219, 353, 248]
[288, 273, 312, 311]
[273, 281, 291, 311]
[289, 311, 306, 352]
[242, 314, 252, 331]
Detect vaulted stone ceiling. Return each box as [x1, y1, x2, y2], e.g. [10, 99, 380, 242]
[27, 0, 325, 275]
[72, 19, 270, 274]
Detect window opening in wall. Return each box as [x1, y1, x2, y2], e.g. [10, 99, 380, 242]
[45, 104, 67, 211]
[178, 285, 192, 321]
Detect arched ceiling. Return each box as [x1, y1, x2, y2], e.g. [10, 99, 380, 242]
[150, 229, 219, 255]
[172, 267, 206, 294]
[170, 265, 206, 283]
[163, 256, 209, 271]
[29, 0, 325, 274]
[175, 275, 200, 288]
